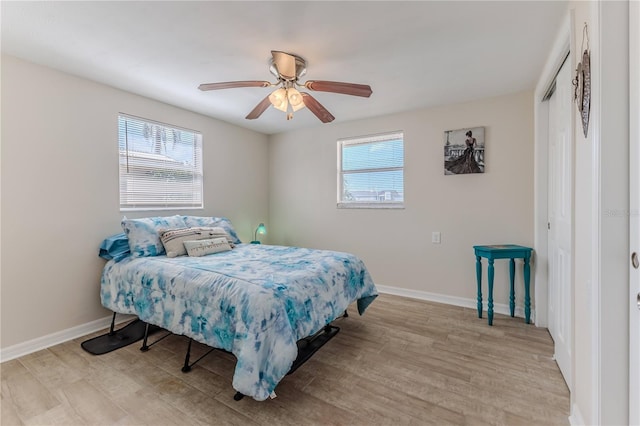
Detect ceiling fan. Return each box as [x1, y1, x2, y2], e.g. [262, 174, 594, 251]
[198, 50, 372, 123]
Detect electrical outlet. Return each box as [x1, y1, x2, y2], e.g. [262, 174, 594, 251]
[432, 231, 441, 244]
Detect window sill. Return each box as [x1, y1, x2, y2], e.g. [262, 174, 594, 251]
[337, 203, 404, 209]
[120, 206, 204, 212]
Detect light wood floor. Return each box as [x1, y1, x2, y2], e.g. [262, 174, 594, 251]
[1, 294, 569, 425]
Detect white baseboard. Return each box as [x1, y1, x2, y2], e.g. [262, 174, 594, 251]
[0, 313, 136, 363]
[376, 285, 536, 323]
[569, 402, 585, 425]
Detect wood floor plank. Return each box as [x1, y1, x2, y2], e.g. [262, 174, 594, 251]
[111, 387, 210, 426]
[18, 349, 84, 389]
[0, 294, 570, 425]
[161, 385, 257, 426]
[0, 385, 24, 426]
[59, 379, 128, 424]
[1, 359, 61, 423]
[22, 401, 85, 426]
[301, 368, 464, 425]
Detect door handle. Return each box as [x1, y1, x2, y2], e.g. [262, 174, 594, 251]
[634, 253, 640, 310]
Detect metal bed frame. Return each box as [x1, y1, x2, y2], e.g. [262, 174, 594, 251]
[113, 309, 349, 401]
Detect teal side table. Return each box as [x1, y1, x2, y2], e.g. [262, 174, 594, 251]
[473, 244, 533, 326]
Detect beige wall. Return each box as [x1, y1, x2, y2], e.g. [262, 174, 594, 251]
[269, 91, 534, 310]
[0, 55, 269, 349]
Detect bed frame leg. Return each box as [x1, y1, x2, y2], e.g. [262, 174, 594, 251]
[140, 323, 151, 352]
[233, 392, 245, 401]
[108, 312, 117, 336]
[138, 323, 170, 352]
[180, 338, 215, 373]
[182, 339, 193, 372]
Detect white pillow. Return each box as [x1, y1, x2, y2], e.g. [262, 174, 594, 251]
[183, 237, 232, 257]
[160, 227, 233, 258]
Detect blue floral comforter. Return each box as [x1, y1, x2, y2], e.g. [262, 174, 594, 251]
[100, 244, 378, 400]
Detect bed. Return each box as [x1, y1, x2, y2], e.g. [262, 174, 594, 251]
[100, 216, 378, 401]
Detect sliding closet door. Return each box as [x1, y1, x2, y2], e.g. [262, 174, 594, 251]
[547, 56, 573, 390]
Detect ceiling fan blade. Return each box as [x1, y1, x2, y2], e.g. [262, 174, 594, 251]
[198, 81, 271, 91]
[271, 51, 297, 80]
[301, 92, 335, 123]
[245, 95, 273, 120]
[304, 80, 372, 98]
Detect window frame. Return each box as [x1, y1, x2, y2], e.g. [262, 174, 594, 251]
[337, 131, 405, 209]
[118, 113, 204, 212]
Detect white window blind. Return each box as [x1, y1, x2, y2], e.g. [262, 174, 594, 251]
[337, 131, 404, 208]
[118, 114, 203, 211]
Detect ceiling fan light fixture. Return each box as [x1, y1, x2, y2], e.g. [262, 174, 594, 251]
[287, 88, 305, 111]
[269, 87, 288, 112]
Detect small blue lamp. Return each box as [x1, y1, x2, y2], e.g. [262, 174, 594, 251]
[250, 223, 266, 244]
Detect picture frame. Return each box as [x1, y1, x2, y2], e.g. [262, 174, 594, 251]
[444, 127, 485, 175]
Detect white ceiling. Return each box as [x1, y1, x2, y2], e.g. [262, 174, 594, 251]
[1, 1, 567, 135]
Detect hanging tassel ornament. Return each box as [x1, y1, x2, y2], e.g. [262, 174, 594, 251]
[572, 22, 591, 138]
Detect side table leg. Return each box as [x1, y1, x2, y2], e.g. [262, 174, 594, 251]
[509, 258, 515, 317]
[524, 255, 531, 324]
[488, 258, 494, 326]
[476, 256, 483, 318]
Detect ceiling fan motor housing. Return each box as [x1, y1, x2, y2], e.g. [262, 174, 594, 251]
[269, 51, 307, 81]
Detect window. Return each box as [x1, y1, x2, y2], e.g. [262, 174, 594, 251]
[337, 131, 404, 208]
[118, 114, 203, 211]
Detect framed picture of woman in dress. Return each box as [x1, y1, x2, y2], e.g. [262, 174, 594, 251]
[444, 127, 485, 175]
